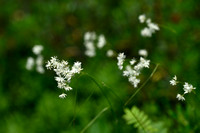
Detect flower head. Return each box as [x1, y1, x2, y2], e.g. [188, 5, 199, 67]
[139, 14, 159, 37]
[26, 57, 34, 70]
[97, 34, 106, 49]
[118, 50, 150, 88]
[170, 75, 177, 86]
[32, 45, 43, 55]
[117, 53, 126, 70]
[138, 14, 146, 23]
[59, 93, 67, 99]
[176, 94, 185, 101]
[46, 57, 83, 97]
[138, 49, 148, 57]
[183, 82, 196, 94]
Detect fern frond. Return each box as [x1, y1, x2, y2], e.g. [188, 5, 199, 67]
[123, 106, 155, 133]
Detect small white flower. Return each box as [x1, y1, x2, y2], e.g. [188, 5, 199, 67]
[36, 55, 43, 66]
[183, 82, 196, 94]
[84, 41, 96, 57]
[107, 49, 114, 57]
[59, 93, 67, 99]
[176, 94, 185, 101]
[117, 53, 126, 70]
[55, 76, 65, 82]
[141, 27, 152, 37]
[148, 22, 159, 33]
[26, 57, 34, 70]
[97, 34, 106, 49]
[170, 75, 177, 86]
[84, 32, 96, 41]
[146, 18, 151, 24]
[71, 62, 83, 74]
[36, 66, 45, 74]
[139, 57, 150, 68]
[128, 76, 140, 88]
[32, 45, 43, 55]
[138, 14, 146, 23]
[64, 86, 73, 91]
[138, 49, 148, 57]
[130, 58, 136, 65]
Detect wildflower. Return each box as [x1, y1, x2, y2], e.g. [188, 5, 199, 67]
[97, 34, 106, 49]
[134, 57, 150, 71]
[118, 50, 150, 88]
[129, 76, 140, 88]
[46, 57, 83, 97]
[183, 82, 196, 94]
[130, 58, 136, 65]
[148, 22, 159, 32]
[139, 14, 159, 37]
[170, 75, 177, 86]
[146, 18, 151, 24]
[26, 45, 45, 74]
[26, 57, 34, 70]
[84, 32, 107, 57]
[138, 49, 148, 57]
[59, 93, 67, 99]
[176, 94, 185, 101]
[84, 41, 95, 57]
[141, 27, 152, 37]
[35, 55, 45, 74]
[71, 62, 83, 74]
[117, 53, 126, 70]
[32, 45, 43, 55]
[138, 14, 146, 23]
[107, 49, 114, 57]
[36, 66, 45, 74]
[169, 75, 196, 101]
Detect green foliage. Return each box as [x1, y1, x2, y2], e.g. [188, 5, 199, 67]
[123, 106, 167, 133]
[1, 0, 200, 132]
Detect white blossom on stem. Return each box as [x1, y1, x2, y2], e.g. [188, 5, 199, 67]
[46, 57, 83, 97]
[176, 94, 185, 101]
[117, 53, 126, 70]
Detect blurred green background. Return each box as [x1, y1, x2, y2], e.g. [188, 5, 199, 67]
[1, 0, 200, 132]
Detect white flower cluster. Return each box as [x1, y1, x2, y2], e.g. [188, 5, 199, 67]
[117, 50, 150, 88]
[26, 45, 45, 74]
[170, 75, 196, 101]
[46, 56, 83, 98]
[84, 32, 106, 57]
[138, 14, 159, 37]
[117, 53, 126, 70]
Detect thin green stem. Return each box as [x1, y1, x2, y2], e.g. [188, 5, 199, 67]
[80, 107, 109, 133]
[124, 64, 159, 107]
[81, 73, 116, 119]
[68, 89, 95, 128]
[101, 82, 123, 105]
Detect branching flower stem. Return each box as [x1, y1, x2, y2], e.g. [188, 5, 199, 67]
[124, 64, 159, 107]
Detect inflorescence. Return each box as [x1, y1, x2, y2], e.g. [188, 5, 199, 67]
[84, 31, 106, 57]
[46, 56, 83, 98]
[170, 75, 196, 101]
[117, 49, 150, 88]
[26, 45, 45, 74]
[139, 14, 159, 37]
